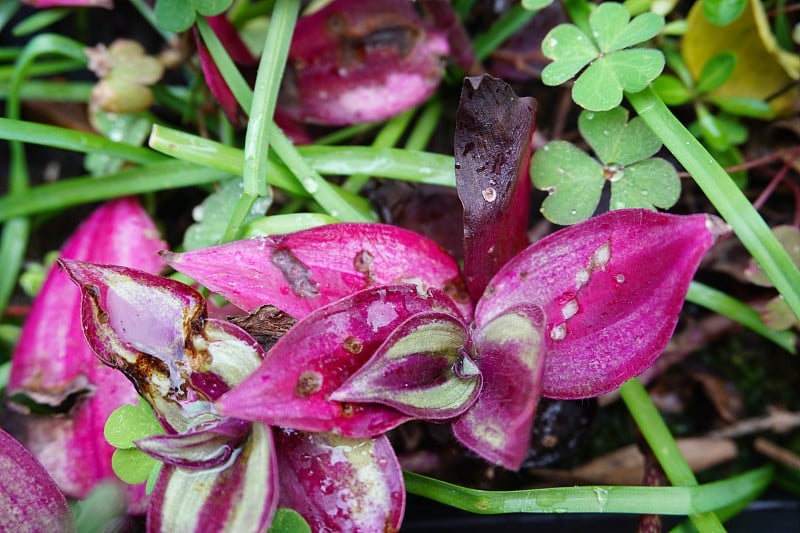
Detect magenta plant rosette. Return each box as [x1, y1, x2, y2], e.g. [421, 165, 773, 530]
[6, 198, 165, 509]
[58, 258, 406, 531]
[165, 209, 724, 471]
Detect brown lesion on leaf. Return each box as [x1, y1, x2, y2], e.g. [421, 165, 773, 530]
[340, 402, 355, 417]
[325, 10, 420, 68]
[353, 249, 375, 286]
[295, 370, 324, 397]
[343, 336, 364, 354]
[229, 305, 298, 351]
[270, 248, 321, 299]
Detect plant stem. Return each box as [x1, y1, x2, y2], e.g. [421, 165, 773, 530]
[404, 466, 771, 515]
[686, 281, 796, 354]
[405, 98, 444, 151]
[627, 87, 800, 322]
[619, 378, 726, 532]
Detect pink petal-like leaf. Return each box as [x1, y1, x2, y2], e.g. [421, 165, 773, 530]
[331, 312, 481, 420]
[455, 75, 536, 300]
[7, 198, 163, 503]
[217, 285, 463, 437]
[452, 305, 545, 470]
[59, 261, 264, 432]
[163, 222, 471, 320]
[279, 0, 449, 125]
[148, 423, 277, 533]
[0, 428, 76, 533]
[135, 418, 250, 469]
[477, 209, 725, 398]
[275, 430, 404, 531]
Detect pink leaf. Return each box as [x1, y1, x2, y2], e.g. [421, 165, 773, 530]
[163, 222, 471, 320]
[0, 429, 75, 533]
[331, 311, 481, 420]
[59, 260, 264, 433]
[216, 285, 463, 437]
[275, 430, 404, 531]
[148, 423, 278, 533]
[7, 198, 163, 503]
[456, 75, 536, 300]
[279, 0, 449, 125]
[452, 304, 546, 470]
[477, 209, 726, 398]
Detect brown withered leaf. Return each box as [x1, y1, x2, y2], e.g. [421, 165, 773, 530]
[228, 305, 298, 351]
[529, 437, 737, 485]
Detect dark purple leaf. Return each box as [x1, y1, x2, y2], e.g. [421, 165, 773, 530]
[455, 75, 536, 300]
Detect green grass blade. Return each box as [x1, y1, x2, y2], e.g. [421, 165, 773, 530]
[687, 281, 796, 354]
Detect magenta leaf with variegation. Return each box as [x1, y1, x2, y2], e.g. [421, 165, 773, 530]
[168, 77, 724, 470]
[279, 0, 449, 125]
[0, 429, 76, 533]
[60, 260, 404, 532]
[6, 198, 164, 508]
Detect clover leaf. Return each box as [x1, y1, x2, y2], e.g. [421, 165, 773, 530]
[531, 107, 680, 225]
[155, 0, 233, 33]
[105, 397, 165, 491]
[541, 2, 665, 111]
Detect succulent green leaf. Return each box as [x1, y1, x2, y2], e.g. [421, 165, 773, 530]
[111, 448, 160, 485]
[702, 0, 747, 26]
[578, 107, 662, 166]
[610, 157, 681, 210]
[268, 508, 312, 533]
[540, 24, 598, 86]
[531, 141, 604, 225]
[695, 52, 737, 93]
[104, 398, 165, 450]
[652, 74, 692, 105]
[155, 0, 197, 32]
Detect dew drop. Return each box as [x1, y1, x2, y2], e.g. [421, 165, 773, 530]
[302, 177, 319, 193]
[593, 487, 609, 512]
[615, 273, 625, 283]
[570, 209, 577, 215]
[482, 187, 497, 202]
[550, 323, 567, 341]
[561, 299, 579, 320]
